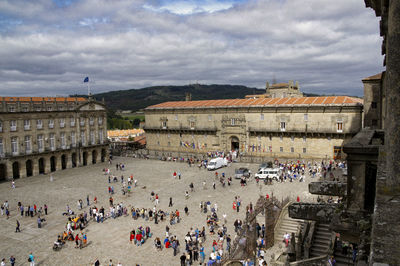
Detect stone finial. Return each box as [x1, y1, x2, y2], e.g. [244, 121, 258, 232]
[266, 81, 270, 90]
[185, 93, 192, 101]
[295, 81, 299, 89]
[289, 80, 294, 88]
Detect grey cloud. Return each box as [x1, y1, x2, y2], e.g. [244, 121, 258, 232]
[0, 0, 384, 97]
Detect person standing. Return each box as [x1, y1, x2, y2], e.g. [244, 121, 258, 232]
[87, 195, 90, 206]
[1, 258, 5, 266]
[169, 197, 173, 207]
[37, 217, 41, 228]
[28, 252, 35, 266]
[44, 204, 48, 215]
[9, 255, 15, 266]
[15, 220, 20, 232]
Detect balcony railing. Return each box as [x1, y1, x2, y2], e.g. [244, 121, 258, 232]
[37, 124, 43, 129]
[50, 146, 56, 151]
[71, 122, 75, 127]
[49, 124, 54, 129]
[60, 123, 65, 128]
[10, 126, 17, 131]
[12, 151, 19, 156]
[80, 121, 85, 126]
[89, 121, 94, 126]
[24, 125, 30, 130]
[26, 149, 32, 154]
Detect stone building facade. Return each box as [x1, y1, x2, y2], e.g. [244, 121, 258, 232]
[0, 96, 108, 180]
[144, 96, 362, 160]
[266, 80, 303, 98]
[362, 73, 384, 129]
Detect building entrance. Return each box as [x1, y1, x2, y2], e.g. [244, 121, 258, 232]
[26, 160, 33, 177]
[231, 136, 240, 151]
[38, 158, 45, 174]
[50, 156, 56, 172]
[12, 162, 20, 179]
[61, 154, 67, 170]
[0, 164, 6, 181]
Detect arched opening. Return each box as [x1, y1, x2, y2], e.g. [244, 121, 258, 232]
[0, 164, 7, 182]
[61, 154, 67, 170]
[12, 162, 20, 179]
[230, 136, 240, 151]
[38, 158, 45, 174]
[50, 156, 56, 172]
[26, 160, 33, 177]
[71, 153, 77, 168]
[101, 149, 106, 162]
[92, 150, 97, 164]
[83, 151, 88, 166]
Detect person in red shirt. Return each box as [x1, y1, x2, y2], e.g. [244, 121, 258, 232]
[34, 204, 37, 215]
[175, 210, 180, 223]
[130, 230, 135, 244]
[136, 232, 142, 246]
[75, 234, 80, 248]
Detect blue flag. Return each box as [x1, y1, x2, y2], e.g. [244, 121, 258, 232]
[83, 77, 89, 83]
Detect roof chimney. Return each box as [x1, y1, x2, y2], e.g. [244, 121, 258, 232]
[185, 93, 192, 101]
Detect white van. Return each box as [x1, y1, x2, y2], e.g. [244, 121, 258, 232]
[255, 168, 281, 180]
[207, 157, 227, 170]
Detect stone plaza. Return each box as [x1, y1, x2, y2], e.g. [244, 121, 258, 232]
[0, 156, 319, 265]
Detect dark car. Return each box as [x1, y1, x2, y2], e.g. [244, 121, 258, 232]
[258, 161, 273, 171]
[234, 168, 251, 179]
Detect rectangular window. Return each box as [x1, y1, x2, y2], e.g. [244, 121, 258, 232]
[90, 131, 95, 145]
[49, 119, 54, 129]
[190, 121, 195, 129]
[80, 117, 85, 126]
[11, 137, 18, 155]
[60, 118, 65, 128]
[337, 122, 343, 132]
[291, 147, 294, 153]
[38, 135, 44, 152]
[304, 114, 308, 121]
[81, 131, 85, 146]
[98, 116, 103, 125]
[231, 118, 236, 126]
[89, 117, 94, 126]
[24, 120, 30, 130]
[371, 102, 377, 109]
[0, 120, 2, 132]
[291, 136, 294, 142]
[22, 106, 29, 112]
[162, 121, 167, 129]
[260, 114, 264, 120]
[50, 133, 55, 151]
[99, 130, 104, 144]
[168, 133, 171, 138]
[280, 147, 283, 152]
[208, 115, 212, 121]
[47, 105, 52, 111]
[8, 105, 15, 112]
[61, 133, 66, 148]
[280, 135, 283, 142]
[280, 122, 286, 131]
[175, 115, 178, 121]
[258, 136, 261, 141]
[37, 119, 43, 129]
[58, 105, 64, 111]
[303, 148, 306, 153]
[10, 120, 17, 131]
[70, 117, 75, 127]
[25, 136, 31, 154]
[303, 136, 306, 142]
[35, 106, 41, 112]
[71, 132, 76, 147]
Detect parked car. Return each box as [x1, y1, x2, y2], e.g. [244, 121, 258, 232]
[207, 157, 228, 170]
[255, 168, 281, 180]
[234, 168, 251, 179]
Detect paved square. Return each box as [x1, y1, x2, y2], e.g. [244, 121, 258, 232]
[0, 157, 316, 265]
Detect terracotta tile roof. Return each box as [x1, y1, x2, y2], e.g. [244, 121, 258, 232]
[0, 96, 87, 102]
[146, 96, 363, 110]
[362, 73, 382, 81]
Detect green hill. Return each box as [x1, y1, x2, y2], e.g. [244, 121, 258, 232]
[90, 84, 264, 112]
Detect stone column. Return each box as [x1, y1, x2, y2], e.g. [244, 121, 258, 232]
[5, 160, 13, 180]
[33, 159, 39, 176]
[385, 0, 400, 192]
[19, 159, 26, 179]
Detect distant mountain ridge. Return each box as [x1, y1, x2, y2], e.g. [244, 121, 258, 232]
[87, 84, 265, 112]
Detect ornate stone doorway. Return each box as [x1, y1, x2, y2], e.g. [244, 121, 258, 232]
[83, 151, 88, 166]
[101, 149, 106, 162]
[71, 153, 77, 168]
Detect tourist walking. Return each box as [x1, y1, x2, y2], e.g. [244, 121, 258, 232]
[28, 252, 35, 266]
[15, 220, 20, 232]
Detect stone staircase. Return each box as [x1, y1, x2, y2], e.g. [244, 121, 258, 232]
[333, 246, 354, 266]
[310, 223, 332, 257]
[274, 210, 304, 245]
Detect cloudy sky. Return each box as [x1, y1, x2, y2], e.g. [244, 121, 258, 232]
[0, 0, 383, 97]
